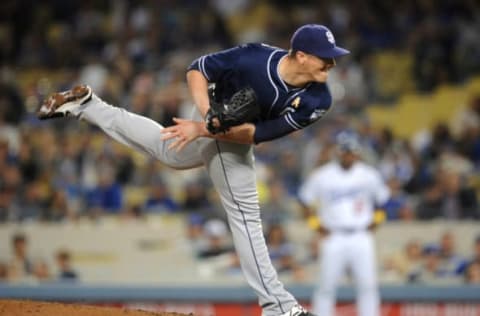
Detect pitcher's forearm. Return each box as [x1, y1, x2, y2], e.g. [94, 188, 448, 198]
[210, 123, 256, 144]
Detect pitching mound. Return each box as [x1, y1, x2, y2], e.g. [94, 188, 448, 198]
[0, 300, 192, 316]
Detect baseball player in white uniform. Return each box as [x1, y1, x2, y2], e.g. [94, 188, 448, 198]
[298, 132, 390, 316]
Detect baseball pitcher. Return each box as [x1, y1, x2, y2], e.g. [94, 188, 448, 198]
[38, 24, 350, 316]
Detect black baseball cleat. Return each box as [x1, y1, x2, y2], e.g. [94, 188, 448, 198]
[37, 85, 92, 120]
[278, 305, 316, 316]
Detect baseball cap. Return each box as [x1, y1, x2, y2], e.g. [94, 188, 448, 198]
[290, 24, 350, 59]
[335, 131, 361, 153]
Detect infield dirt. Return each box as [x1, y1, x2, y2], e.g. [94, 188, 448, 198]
[0, 300, 192, 316]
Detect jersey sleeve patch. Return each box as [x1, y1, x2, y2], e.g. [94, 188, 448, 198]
[309, 108, 328, 122]
[288, 85, 332, 127]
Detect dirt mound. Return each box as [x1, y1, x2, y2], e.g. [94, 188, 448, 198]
[0, 299, 192, 316]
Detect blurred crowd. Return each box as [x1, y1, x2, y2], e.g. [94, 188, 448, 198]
[0, 232, 78, 284]
[0, 0, 479, 284]
[185, 217, 480, 285]
[381, 232, 480, 285]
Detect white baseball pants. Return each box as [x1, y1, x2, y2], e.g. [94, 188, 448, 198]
[312, 230, 379, 316]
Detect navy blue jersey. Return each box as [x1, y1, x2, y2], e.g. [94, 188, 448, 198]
[188, 43, 333, 143]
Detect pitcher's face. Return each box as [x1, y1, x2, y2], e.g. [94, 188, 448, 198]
[303, 54, 336, 83]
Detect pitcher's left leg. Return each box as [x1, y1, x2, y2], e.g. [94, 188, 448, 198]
[200, 139, 298, 316]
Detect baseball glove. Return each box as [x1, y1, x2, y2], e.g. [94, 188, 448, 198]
[205, 87, 260, 134]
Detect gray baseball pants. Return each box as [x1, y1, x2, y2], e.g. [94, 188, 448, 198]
[72, 95, 297, 316]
